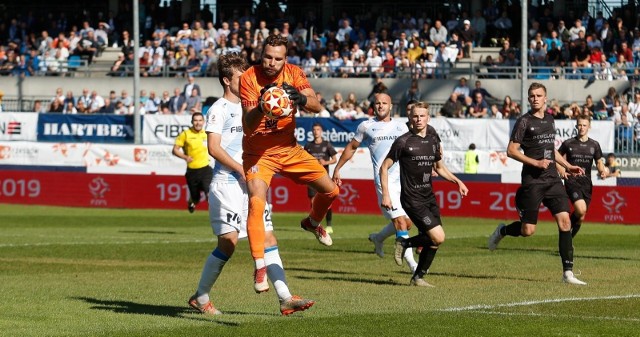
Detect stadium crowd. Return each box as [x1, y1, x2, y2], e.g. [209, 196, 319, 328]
[1, 2, 640, 151]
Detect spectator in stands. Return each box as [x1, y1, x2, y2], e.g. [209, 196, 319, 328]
[452, 77, 472, 106]
[501, 95, 520, 119]
[471, 80, 496, 101]
[159, 90, 171, 114]
[48, 99, 64, 113]
[88, 90, 105, 113]
[75, 30, 98, 64]
[301, 50, 316, 77]
[471, 10, 486, 47]
[430, 20, 448, 46]
[364, 48, 383, 76]
[144, 90, 160, 114]
[493, 11, 513, 40]
[381, 52, 395, 78]
[529, 41, 547, 66]
[569, 19, 586, 41]
[117, 90, 133, 111]
[184, 88, 201, 114]
[62, 100, 77, 114]
[458, 19, 476, 58]
[108, 52, 127, 77]
[440, 93, 463, 118]
[76, 99, 88, 113]
[467, 91, 490, 118]
[183, 75, 201, 98]
[185, 47, 203, 77]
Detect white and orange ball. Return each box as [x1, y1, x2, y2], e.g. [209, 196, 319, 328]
[260, 86, 294, 120]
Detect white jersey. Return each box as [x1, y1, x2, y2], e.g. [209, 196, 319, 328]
[353, 118, 408, 186]
[204, 98, 243, 183]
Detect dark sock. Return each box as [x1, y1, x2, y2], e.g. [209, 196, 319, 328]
[404, 233, 432, 248]
[415, 245, 437, 279]
[559, 230, 574, 271]
[570, 213, 581, 238]
[326, 209, 332, 226]
[502, 221, 522, 236]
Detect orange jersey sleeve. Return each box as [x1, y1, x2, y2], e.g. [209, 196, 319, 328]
[240, 64, 311, 156]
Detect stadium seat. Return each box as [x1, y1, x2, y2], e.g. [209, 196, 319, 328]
[68, 55, 82, 71]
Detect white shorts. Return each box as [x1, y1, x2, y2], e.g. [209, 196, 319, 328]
[208, 181, 273, 238]
[375, 182, 407, 220]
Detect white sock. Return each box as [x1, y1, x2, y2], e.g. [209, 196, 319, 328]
[196, 248, 229, 304]
[377, 222, 396, 242]
[265, 246, 292, 302]
[404, 247, 418, 272]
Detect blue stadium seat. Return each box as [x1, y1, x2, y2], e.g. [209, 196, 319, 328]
[68, 55, 82, 71]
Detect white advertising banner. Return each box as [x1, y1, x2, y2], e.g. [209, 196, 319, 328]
[143, 114, 192, 145]
[430, 117, 490, 151]
[0, 112, 38, 141]
[0, 142, 186, 175]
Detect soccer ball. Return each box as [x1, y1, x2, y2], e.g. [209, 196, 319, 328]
[261, 86, 294, 120]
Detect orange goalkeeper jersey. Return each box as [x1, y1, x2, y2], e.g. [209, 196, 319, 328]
[239, 63, 311, 156]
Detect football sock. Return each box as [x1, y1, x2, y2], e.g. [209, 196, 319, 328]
[570, 213, 581, 238]
[196, 248, 229, 304]
[395, 230, 409, 239]
[559, 230, 574, 271]
[415, 245, 438, 279]
[265, 246, 292, 302]
[398, 232, 417, 271]
[404, 233, 433, 248]
[248, 196, 266, 260]
[503, 221, 523, 236]
[309, 185, 339, 224]
[377, 222, 396, 242]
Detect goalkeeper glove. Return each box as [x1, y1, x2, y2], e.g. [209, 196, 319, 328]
[282, 82, 308, 107]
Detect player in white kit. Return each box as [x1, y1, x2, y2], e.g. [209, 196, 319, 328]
[333, 93, 418, 273]
[187, 53, 314, 316]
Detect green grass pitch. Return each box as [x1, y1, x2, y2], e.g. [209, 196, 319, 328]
[0, 204, 639, 337]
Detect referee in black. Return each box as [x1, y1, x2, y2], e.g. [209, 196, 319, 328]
[380, 102, 468, 287]
[487, 82, 587, 285]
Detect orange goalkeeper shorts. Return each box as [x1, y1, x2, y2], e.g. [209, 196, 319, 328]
[243, 145, 327, 186]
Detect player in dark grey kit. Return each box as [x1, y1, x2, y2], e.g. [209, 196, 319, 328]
[487, 82, 587, 285]
[380, 102, 468, 287]
[557, 115, 607, 238]
[304, 123, 338, 233]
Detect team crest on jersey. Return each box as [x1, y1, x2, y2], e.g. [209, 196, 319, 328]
[590, 147, 595, 155]
[265, 118, 278, 129]
[249, 165, 259, 174]
[423, 172, 430, 182]
[422, 216, 432, 226]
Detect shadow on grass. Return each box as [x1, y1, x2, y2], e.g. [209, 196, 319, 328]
[72, 297, 270, 324]
[119, 230, 179, 234]
[296, 275, 405, 286]
[491, 247, 639, 262]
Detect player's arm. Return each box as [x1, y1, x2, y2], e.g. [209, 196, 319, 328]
[507, 140, 557, 170]
[555, 149, 585, 175]
[282, 83, 323, 114]
[207, 131, 246, 181]
[597, 158, 607, 179]
[332, 138, 361, 186]
[322, 153, 337, 167]
[434, 159, 468, 197]
[172, 144, 192, 162]
[379, 157, 395, 210]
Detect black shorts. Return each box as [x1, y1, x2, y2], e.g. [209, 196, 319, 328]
[185, 166, 213, 203]
[402, 194, 442, 233]
[516, 182, 570, 224]
[564, 180, 593, 206]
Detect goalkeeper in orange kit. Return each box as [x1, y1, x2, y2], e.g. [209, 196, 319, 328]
[239, 34, 339, 295]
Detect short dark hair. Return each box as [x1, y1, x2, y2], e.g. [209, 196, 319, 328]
[312, 122, 323, 129]
[191, 112, 204, 121]
[217, 53, 249, 87]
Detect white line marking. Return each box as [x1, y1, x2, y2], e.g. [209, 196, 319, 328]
[0, 238, 215, 248]
[469, 310, 640, 322]
[441, 294, 640, 312]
